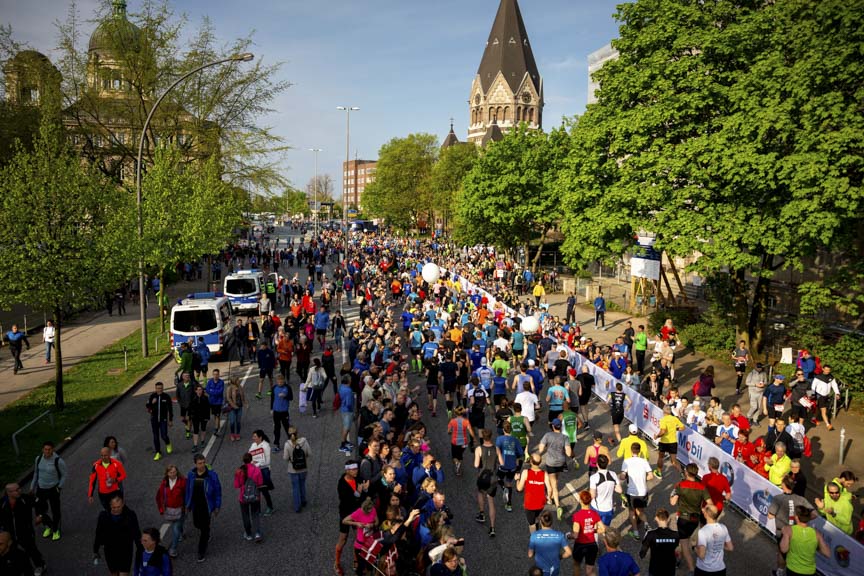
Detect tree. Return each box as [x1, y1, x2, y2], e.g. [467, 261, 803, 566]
[0, 25, 43, 166]
[54, 0, 291, 191]
[457, 124, 569, 271]
[558, 0, 864, 357]
[362, 133, 438, 230]
[429, 143, 478, 231]
[305, 174, 335, 203]
[0, 114, 134, 409]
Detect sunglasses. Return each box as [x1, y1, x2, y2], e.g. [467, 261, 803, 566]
[828, 491, 841, 496]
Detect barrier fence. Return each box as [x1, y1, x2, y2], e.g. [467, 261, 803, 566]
[442, 267, 862, 576]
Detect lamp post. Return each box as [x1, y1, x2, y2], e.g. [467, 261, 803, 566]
[308, 148, 322, 237]
[136, 52, 254, 357]
[336, 106, 359, 263]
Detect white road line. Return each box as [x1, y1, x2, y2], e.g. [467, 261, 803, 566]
[160, 365, 255, 542]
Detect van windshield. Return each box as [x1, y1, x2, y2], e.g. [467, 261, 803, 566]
[225, 278, 257, 295]
[173, 309, 218, 333]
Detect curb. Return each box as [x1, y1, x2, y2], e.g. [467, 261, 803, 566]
[16, 352, 173, 486]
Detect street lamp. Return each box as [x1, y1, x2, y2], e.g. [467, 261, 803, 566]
[336, 106, 359, 263]
[136, 52, 254, 357]
[308, 148, 322, 237]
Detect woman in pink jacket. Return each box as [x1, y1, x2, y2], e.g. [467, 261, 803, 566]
[233, 452, 264, 542]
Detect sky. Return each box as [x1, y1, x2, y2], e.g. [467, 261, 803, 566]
[2, 0, 623, 196]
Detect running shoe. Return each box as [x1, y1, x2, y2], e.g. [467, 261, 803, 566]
[273, 445, 281, 453]
[653, 469, 662, 479]
[489, 527, 496, 538]
[42, 527, 52, 538]
[505, 504, 513, 512]
[166, 443, 173, 454]
[255, 393, 262, 400]
[185, 431, 192, 439]
[153, 452, 162, 461]
[557, 507, 564, 520]
[475, 512, 486, 523]
[244, 534, 253, 541]
[629, 530, 640, 541]
[197, 555, 206, 563]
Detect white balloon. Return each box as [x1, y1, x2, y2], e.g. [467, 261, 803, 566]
[521, 316, 539, 334]
[421, 263, 440, 284]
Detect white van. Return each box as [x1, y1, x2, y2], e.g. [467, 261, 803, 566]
[170, 293, 234, 355]
[223, 269, 277, 315]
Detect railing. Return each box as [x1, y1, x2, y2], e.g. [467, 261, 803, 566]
[12, 410, 54, 458]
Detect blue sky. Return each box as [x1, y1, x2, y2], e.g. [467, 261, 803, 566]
[3, 0, 623, 195]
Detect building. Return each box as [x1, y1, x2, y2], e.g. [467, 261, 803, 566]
[467, 0, 543, 145]
[342, 158, 376, 211]
[587, 43, 619, 105]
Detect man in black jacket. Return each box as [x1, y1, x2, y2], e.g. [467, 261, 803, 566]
[0, 531, 33, 576]
[146, 381, 174, 461]
[0, 484, 45, 575]
[232, 318, 249, 365]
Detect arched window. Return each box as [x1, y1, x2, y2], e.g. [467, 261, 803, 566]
[488, 108, 494, 123]
[503, 106, 509, 122]
[517, 106, 522, 122]
[496, 106, 503, 122]
[528, 108, 534, 123]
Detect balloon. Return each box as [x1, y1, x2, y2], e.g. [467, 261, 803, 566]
[421, 262, 441, 284]
[521, 316, 539, 334]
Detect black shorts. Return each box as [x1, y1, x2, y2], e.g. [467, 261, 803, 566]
[493, 394, 507, 407]
[180, 406, 190, 419]
[766, 405, 784, 419]
[191, 418, 208, 434]
[410, 347, 421, 357]
[572, 543, 599, 565]
[259, 368, 273, 379]
[676, 515, 700, 539]
[659, 442, 678, 455]
[210, 405, 222, 417]
[497, 467, 517, 482]
[546, 464, 565, 475]
[477, 471, 498, 496]
[316, 329, 326, 336]
[442, 380, 456, 394]
[451, 444, 466, 461]
[630, 495, 648, 509]
[548, 409, 562, 423]
[612, 410, 625, 425]
[791, 404, 808, 420]
[816, 394, 831, 409]
[339, 516, 351, 534]
[525, 508, 543, 526]
[734, 362, 747, 374]
[579, 394, 592, 407]
[427, 385, 439, 399]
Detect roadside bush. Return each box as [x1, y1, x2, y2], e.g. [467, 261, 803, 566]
[677, 318, 736, 360]
[818, 334, 864, 395]
[648, 307, 701, 335]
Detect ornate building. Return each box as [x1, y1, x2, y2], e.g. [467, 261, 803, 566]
[467, 0, 543, 145]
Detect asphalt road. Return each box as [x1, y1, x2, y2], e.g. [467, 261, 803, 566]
[32, 226, 778, 576]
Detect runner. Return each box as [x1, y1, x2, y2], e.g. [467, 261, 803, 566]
[528, 510, 572, 576]
[570, 490, 604, 576]
[608, 382, 631, 443]
[596, 530, 640, 576]
[653, 404, 684, 479]
[509, 403, 533, 457]
[538, 418, 572, 520]
[474, 429, 499, 537]
[701, 457, 731, 516]
[517, 452, 551, 534]
[584, 432, 610, 477]
[620, 442, 654, 540]
[560, 401, 580, 469]
[639, 508, 679, 576]
[670, 463, 713, 574]
[545, 376, 570, 424]
[447, 406, 475, 477]
[779, 505, 831, 576]
[495, 420, 523, 513]
[589, 454, 621, 528]
[695, 504, 733, 576]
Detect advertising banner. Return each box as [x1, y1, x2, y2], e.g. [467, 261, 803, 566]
[443, 268, 864, 576]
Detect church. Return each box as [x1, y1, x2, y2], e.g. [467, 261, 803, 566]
[445, 0, 544, 148]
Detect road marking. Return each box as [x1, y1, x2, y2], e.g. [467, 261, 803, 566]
[160, 365, 254, 542]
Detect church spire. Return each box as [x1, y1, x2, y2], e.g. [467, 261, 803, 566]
[476, 0, 540, 94]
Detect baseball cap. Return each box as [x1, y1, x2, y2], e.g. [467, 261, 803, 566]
[551, 418, 562, 429]
[628, 424, 638, 434]
[774, 374, 785, 381]
[480, 357, 488, 366]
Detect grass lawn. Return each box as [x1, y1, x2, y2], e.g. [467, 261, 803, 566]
[0, 318, 168, 481]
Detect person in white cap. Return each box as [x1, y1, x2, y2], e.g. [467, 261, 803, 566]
[617, 424, 648, 461]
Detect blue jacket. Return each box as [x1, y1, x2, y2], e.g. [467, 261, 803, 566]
[272, 384, 292, 412]
[338, 384, 354, 413]
[195, 342, 211, 365]
[314, 311, 330, 331]
[411, 465, 444, 492]
[594, 296, 606, 312]
[205, 378, 224, 406]
[184, 467, 222, 513]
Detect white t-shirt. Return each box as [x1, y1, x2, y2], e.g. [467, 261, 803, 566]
[493, 337, 510, 353]
[514, 390, 539, 423]
[621, 456, 653, 497]
[696, 522, 731, 572]
[589, 469, 619, 512]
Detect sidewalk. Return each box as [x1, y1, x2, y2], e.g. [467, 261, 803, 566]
[539, 288, 863, 503]
[0, 279, 207, 409]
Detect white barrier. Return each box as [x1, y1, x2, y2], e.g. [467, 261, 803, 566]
[439, 267, 864, 576]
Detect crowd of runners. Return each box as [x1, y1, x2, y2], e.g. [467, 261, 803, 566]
[1, 227, 862, 576]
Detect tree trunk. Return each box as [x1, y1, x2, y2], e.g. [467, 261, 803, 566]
[748, 255, 774, 361]
[159, 267, 166, 334]
[530, 228, 548, 275]
[732, 268, 751, 350]
[53, 307, 64, 410]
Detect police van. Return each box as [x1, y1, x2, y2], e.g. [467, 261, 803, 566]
[223, 269, 277, 315]
[169, 293, 234, 355]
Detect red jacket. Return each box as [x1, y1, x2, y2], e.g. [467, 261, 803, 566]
[155, 476, 187, 513]
[88, 458, 127, 497]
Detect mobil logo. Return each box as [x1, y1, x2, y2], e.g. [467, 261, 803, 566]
[752, 490, 772, 516]
[678, 434, 703, 461]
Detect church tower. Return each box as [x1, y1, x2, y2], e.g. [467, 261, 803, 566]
[468, 0, 543, 145]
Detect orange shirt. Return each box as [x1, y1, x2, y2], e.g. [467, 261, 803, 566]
[477, 308, 489, 326]
[450, 327, 463, 344]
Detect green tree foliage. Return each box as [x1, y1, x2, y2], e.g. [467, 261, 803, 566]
[0, 118, 134, 409]
[458, 124, 569, 270]
[362, 133, 438, 230]
[559, 0, 864, 357]
[429, 143, 478, 231]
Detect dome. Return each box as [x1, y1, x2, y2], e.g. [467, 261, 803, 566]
[88, 1, 142, 55]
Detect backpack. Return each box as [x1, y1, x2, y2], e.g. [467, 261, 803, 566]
[241, 470, 259, 503]
[291, 442, 307, 471]
[34, 454, 62, 487]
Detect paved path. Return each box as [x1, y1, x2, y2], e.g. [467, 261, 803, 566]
[0, 280, 213, 409]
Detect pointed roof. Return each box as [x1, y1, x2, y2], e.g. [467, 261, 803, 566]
[441, 120, 460, 149]
[481, 119, 504, 147]
[476, 0, 540, 94]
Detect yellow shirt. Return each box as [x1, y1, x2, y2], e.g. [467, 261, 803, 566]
[658, 415, 683, 444]
[533, 284, 545, 297]
[617, 435, 649, 460]
[766, 453, 791, 486]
